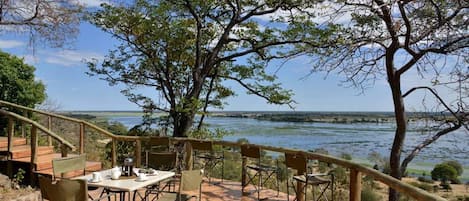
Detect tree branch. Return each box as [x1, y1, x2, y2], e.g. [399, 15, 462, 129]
[400, 123, 461, 173]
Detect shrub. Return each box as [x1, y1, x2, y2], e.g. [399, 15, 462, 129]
[431, 163, 457, 182]
[361, 187, 381, 201]
[443, 160, 463, 176]
[340, 153, 352, 160]
[330, 167, 348, 185]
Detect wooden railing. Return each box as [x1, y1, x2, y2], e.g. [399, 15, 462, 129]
[0, 109, 76, 181]
[0, 100, 446, 201]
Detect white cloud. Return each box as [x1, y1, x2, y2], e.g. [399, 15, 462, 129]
[0, 40, 25, 49]
[79, 0, 110, 7]
[44, 50, 104, 67]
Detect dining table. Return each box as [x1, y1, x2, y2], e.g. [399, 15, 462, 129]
[74, 168, 175, 201]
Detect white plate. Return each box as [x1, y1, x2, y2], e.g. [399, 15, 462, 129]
[135, 178, 148, 182]
[89, 179, 102, 183]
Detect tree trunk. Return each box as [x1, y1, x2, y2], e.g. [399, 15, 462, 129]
[172, 111, 195, 137]
[388, 73, 407, 201]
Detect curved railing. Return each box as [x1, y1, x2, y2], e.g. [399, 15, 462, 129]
[0, 100, 446, 201]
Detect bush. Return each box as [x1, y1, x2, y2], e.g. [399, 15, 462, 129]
[361, 187, 381, 201]
[330, 167, 348, 185]
[340, 153, 352, 160]
[431, 163, 457, 182]
[443, 160, 463, 176]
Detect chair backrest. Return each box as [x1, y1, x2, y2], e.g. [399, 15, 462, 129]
[147, 152, 177, 171]
[146, 137, 171, 152]
[190, 140, 213, 152]
[180, 169, 203, 191]
[52, 154, 86, 179]
[39, 175, 88, 201]
[285, 152, 307, 173]
[241, 145, 260, 159]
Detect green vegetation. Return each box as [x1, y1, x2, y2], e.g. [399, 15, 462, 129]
[432, 163, 458, 183]
[0, 51, 46, 108]
[361, 186, 381, 201]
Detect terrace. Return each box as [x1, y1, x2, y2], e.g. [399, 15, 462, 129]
[0, 100, 446, 201]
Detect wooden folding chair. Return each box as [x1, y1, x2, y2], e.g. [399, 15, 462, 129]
[190, 140, 224, 184]
[241, 145, 280, 200]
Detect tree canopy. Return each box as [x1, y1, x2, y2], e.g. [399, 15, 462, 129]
[0, 50, 46, 107]
[87, 0, 335, 137]
[300, 1, 468, 200]
[0, 0, 82, 47]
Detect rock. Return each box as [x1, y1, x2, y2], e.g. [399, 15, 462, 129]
[0, 173, 12, 190]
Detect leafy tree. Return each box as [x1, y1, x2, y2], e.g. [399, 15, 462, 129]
[431, 163, 458, 183]
[0, 0, 82, 47]
[87, 0, 334, 137]
[0, 50, 46, 107]
[443, 160, 463, 176]
[300, 1, 468, 200]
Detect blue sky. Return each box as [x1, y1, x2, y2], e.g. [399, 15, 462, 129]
[0, 1, 454, 112]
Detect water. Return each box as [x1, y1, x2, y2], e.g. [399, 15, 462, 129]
[109, 115, 469, 170]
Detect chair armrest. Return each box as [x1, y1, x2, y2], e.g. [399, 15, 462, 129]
[307, 173, 328, 177]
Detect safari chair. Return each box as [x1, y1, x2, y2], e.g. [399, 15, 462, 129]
[143, 152, 178, 200]
[143, 137, 172, 167]
[38, 175, 113, 201]
[190, 140, 224, 184]
[285, 152, 308, 201]
[51, 154, 102, 200]
[292, 160, 334, 201]
[241, 145, 280, 200]
[154, 169, 204, 201]
[52, 154, 88, 180]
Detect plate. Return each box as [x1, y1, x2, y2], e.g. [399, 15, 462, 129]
[146, 170, 159, 176]
[89, 179, 102, 183]
[135, 178, 148, 182]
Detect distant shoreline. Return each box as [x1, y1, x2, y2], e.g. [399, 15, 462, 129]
[66, 111, 452, 124]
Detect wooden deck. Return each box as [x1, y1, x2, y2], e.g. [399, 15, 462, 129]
[88, 178, 293, 201]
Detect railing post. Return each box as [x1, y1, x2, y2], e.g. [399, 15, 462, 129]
[21, 111, 27, 138]
[47, 116, 52, 146]
[112, 138, 117, 167]
[241, 156, 248, 196]
[183, 141, 193, 171]
[7, 117, 14, 157]
[350, 169, 362, 201]
[296, 169, 306, 201]
[135, 139, 142, 168]
[30, 126, 38, 185]
[7, 117, 14, 178]
[79, 123, 84, 154]
[60, 143, 68, 157]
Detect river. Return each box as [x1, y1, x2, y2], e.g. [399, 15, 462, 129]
[108, 115, 469, 177]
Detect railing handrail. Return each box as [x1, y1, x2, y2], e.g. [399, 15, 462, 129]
[0, 100, 446, 201]
[0, 109, 76, 151]
[0, 100, 118, 139]
[169, 138, 445, 201]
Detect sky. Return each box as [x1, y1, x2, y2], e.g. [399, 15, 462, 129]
[0, 1, 459, 112]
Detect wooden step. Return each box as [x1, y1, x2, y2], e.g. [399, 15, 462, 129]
[0, 137, 27, 148]
[35, 161, 102, 178]
[0, 145, 54, 159]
